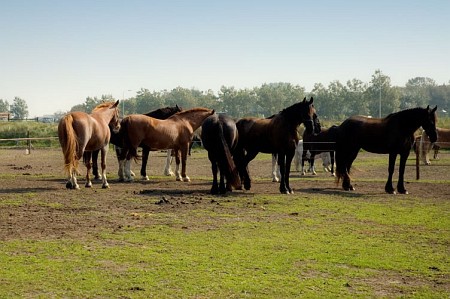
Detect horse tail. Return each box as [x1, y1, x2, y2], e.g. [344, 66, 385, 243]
[216, 121, 242, 189]
[58, 114, 79, 175]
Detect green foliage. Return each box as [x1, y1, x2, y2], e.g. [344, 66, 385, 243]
[10, 97, 29, 119]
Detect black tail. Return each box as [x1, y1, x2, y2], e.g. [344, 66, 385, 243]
[216, 121, 241, 189]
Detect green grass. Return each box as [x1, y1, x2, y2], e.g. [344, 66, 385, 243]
[0, 194, 448, 298]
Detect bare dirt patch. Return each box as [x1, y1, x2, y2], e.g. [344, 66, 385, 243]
[0, 147, 449, 241]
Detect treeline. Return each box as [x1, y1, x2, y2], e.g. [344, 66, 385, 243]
[70, 70, 449, 121]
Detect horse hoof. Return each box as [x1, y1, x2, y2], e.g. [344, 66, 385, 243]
[272, 178, 279, 182]
[85, 183, 92, 188]
[398, 189, 408, 195]
[183, 177, 191, 182]
[141, 176, 149, 181]
[102, 184, 109, 189]
[66, 181, 72, 189]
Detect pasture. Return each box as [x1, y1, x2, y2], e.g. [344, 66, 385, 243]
[0, 147, 449, 298]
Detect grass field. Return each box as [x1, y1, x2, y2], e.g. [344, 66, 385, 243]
[0, 148, 449, 298]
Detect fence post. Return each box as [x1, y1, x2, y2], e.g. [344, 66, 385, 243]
[416, 144, 420, 180]
[26, 131, 31, 155]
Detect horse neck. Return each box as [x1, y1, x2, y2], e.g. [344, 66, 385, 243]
[92, 108, 115, 124]
[179, 111, 210, 130]
[388, 108, 424, 134]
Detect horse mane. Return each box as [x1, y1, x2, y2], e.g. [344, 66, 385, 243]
[384, 107, 428, 120]
[92, 101, 116, 112]
[174, 107, 211, 116]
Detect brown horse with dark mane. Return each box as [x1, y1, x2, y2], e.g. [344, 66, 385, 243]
[58, 100, 120, 189]
[234, 97, 315, 194]
[87, 105, 182, 181]
[118, 107, 214, 182]
[335, 106, 437, 194]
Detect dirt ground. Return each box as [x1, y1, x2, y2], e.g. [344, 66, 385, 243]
[0, 147, 449, 241]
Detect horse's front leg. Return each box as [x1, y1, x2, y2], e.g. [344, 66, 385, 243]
[84, 151, 93, 188]
[285, 151, 295, 194]
[100, 146, 110, 188]
[397, 152, 409, 194]
[271, 154, 279, 182]
[277, 153, 289, 194]
[180, 145, 190, 182]
[140, 146, 150, 180]
[385, 152, 396, 194]
[164, 149, 175, 176]
[174, 149, 182, 181]
[310, 154, 317, 175]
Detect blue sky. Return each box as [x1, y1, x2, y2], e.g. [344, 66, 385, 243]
[1, 0, 449, 117]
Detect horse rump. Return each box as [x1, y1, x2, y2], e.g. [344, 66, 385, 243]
[202, 114, 241, 190]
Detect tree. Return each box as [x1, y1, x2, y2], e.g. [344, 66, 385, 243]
[366, 70, 399, 117]
[10, 97, 29, 119]
[0, 99, 9, 113]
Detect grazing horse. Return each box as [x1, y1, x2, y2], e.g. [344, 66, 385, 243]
[88, 105, 182, 181]
[234, 97, 315, 194]
[301, 124, 338, 176]
[58, 100, 120, 189]
[335, 106, 437, 194]
[201, 113, 241, 194]
[118, 107, 214, 182]
[419, 127, 450, 165]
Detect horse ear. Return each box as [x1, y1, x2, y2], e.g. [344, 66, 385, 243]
[302, 97, 306, 103]
[309, 97, 314, 104]
[432, 105, 437, 112]
[112, 100, 120, 108]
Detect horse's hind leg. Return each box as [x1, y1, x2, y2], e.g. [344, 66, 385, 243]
[100, 147, 110, 188]
[209, 155, 219, 194]
[396, 152, 409, 194]
[84, 151, 93, 188]
[384, 153, 396, 194]
[91, 150, 100, 181]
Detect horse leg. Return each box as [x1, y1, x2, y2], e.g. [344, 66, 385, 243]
[310, 153, 317, 175]
[396, 152, 409, 194]
[100, 146, 110, 188]
[174, 150, 183, 181]
[67, 169, 80, 189]
[164, 149, 175, 176]
[330, 151, 335, 176]
[339, 148, 357, 191]
[209, 152, 219, 194]
[271, 154, 279, 182]
[301, 150, 307, 175]
[92, 150, 100, 181]
[84, 151, 93, 188]
[179, 146, 190, 182]
[385, 152, 397, 194]
[140, 146, 150, 181]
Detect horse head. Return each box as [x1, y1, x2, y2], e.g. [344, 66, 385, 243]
[109, 100, 121, 133]
[422, 105, 438, 143]
[302, 97, 315, 134]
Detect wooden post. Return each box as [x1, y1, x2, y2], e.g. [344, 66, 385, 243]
[26, 131, 31, 155]
[416, 143, 420, 180]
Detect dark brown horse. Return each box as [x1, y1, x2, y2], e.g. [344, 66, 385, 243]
[118, 107, 214, 182]
[234, 97, 315, 194]
[58, 100, 120, 189]
[335, 106, 438, 194]
[87, 105, 182, 181]
[201, 113, 241, 194]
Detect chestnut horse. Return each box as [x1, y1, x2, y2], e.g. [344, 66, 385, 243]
[201, 113, 241, 194]
[118, 107, 214, 182]
[335, 106, 437, 194]
[234, 97, 315, 194]
[87, 105, 182, 181]
[419, 127, 450, 165]
[58, 100, 120, 189]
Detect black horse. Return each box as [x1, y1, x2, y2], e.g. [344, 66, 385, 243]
[335, 106, 437, 194]
[234, 97, 315, 194]
[85, 105, 182, 181]
[302, 116, 339, 176]
[201, 113, 241, 194]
